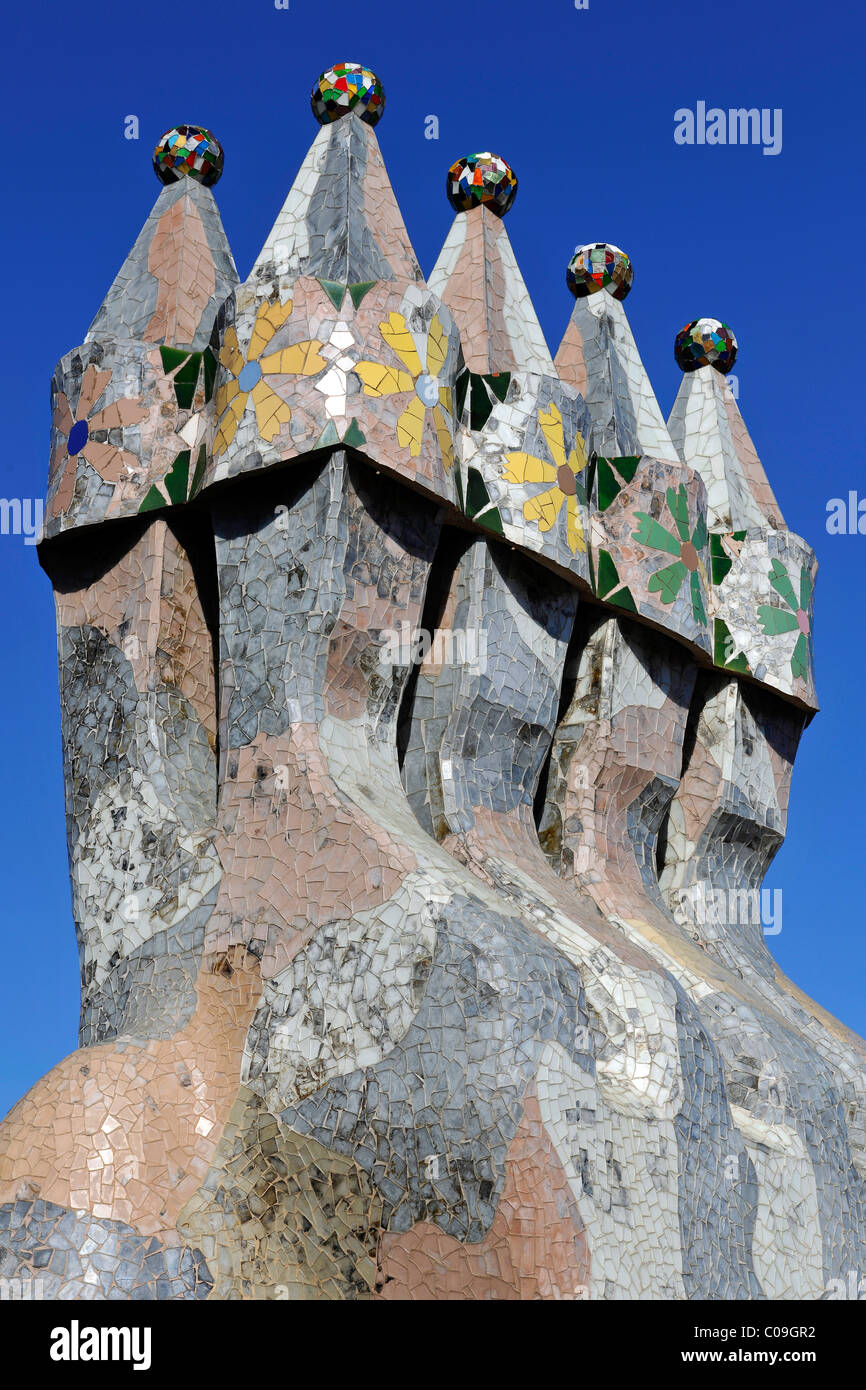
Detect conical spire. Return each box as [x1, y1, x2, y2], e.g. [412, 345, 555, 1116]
[420, 154, 592, 589]
[667, 320, 784, 530]
[45, 125, 237, 537]
[206, 72, 461, 515]
[86, 170, 237, 351]
[554, 243, 675, 460]
[428, 199, 553, 374]
[251, 114, 422, 287]
[667, 322, 813, 706]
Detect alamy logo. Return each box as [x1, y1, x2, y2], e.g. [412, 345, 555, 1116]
[0, 1276, 44, 1299]
[0, 497, 43, 545]
[674, 102, 782, 156]
[826, 1270, 866, 1300]
[50, 1320, 151, 1371]
[672, 883, 782, 935]
[379, 623, 488, 674]
[826, 492, 866, 534]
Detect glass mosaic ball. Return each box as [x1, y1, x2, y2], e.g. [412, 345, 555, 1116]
[153, 126, 223, 186]
[446, 153, 518, 217]
[311, 63, 385, 126]
[566, 243, 633, 301]
[675, 318, 738, 373]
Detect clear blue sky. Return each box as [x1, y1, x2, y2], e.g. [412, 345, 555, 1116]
[1, 0, 863, 1116]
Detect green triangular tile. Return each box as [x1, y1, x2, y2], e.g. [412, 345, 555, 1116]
[164, 450, 191, 505]
[595, 548, 620, 599]
[348, 281, 377, 309]
[202, 348, 217, 403]
[343, 418, 366, 448]
[465, 467, 492, 519]
[173, 354, 201, 410]
[484, 372, 511, 403]
[714, 618, 750, 673]
[469, 375, 494, 431]
[314, 420, 340, 448]
[710, 533, 732, 586]
[318, 279, 347, 310]
[174, 353, 201, 386]
[189, 445, 207, 500]
[159, 345, 189, 374]
[139, 485, 166, 513]
[454, 369, 470, 423]
[477, 506, 504, 536]
[596, 458, 620, 511]
[615, 456, 640, 485]
[609, 586, 637, 614]
[454, 467, 465, 513]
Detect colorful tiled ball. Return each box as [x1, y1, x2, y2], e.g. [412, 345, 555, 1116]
[675, 318, 738, 373]
[566, 243, 633, 300]
[153, 126, 223, 187]
[311, 63, 385, 126]
[447, 153, 518, 217]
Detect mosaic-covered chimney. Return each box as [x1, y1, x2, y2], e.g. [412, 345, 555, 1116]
[1, 62, 864, 1302]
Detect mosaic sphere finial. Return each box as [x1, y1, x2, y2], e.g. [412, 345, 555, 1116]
[153, 126, 223, 186]
[675, 318, 738, 373]
[446, 153, 518, 217]
[566, 243, 633, 301]
[311, 63, 385, 126]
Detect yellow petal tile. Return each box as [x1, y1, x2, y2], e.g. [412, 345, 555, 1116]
[538, 402, 566, 470]
[380, 312, 423, 376]
[432, 405, 453, 473]
[213, 378, 240, 418]
[219, 327, 243, 373]
[259, 340, 327, 377]
[355, 361, 414, 397]
[565, 495, 587, 554]
[213, 391, 248, 455]
[523, 486, 565, 532]
[249, 299, 293, 360]
[426, 315, 448, 378]
[502, 452, 556, 485]
[568, 432, 588, 473]
[396, 395, 426, 456]
[252, 381, 292, 442]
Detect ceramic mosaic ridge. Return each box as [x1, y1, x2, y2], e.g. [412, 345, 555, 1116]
[4, 79, 862, 1303]
[43, 108, 815, 712]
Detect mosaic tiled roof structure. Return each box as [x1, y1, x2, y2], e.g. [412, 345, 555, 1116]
[2, 64, 865, 1302]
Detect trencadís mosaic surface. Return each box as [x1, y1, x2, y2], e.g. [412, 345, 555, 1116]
[2, 64, 863, 1301]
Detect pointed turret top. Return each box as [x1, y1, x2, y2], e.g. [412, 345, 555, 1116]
[251, 63, 421, 287]
[428, 154, 553, 375]
[668, 319, 784, 530]
[86, 126, 237, 351]
[554, 242, 676, 460]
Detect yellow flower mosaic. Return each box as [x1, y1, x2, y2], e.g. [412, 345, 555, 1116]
[213, 299, 327, 455]
[354, 312, 454, 471]
[502, 403, 589, 554]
